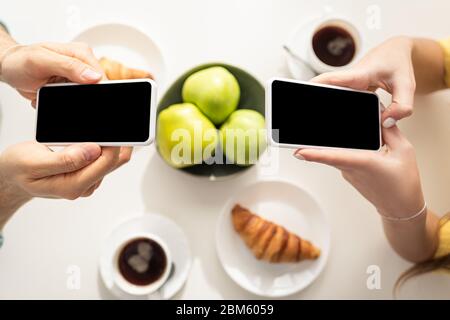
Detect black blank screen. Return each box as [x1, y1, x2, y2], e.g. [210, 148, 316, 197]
[36, 82, 152, 143]
[271, 80, 380, 150]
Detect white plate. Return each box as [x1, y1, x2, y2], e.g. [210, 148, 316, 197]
[99, 214, 192, 300]
[73, 23, 166, 87]
[216, 179, 330, 297]
[285, 10, 366, 80]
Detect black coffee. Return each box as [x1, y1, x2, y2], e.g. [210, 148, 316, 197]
[118, 237, 167, 286]
[312, 25, 356, 67]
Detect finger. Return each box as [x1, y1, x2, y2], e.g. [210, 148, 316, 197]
[17, 89, 38, 107]
[80, 178, 103, 197]
[35, 49, 103, 84]
[17, 89, 36, 101]
[93, 179, 103, 190]
[88, 147, 130, 185]
[59, 147, 121, 196]
[80, 183, 98, 197]
[47, 76, 70, 84]
[32, 143, 102, 177]
[381, 76, 415, 123]
[381, 125, 410, 150]
[115, 147, 133, 169]
[312, 69, 370, 90]
[293, 148, 373, 170]
[40, 42, 105, 77]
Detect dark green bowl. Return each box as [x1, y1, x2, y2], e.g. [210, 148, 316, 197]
[156, 62, 265, 180]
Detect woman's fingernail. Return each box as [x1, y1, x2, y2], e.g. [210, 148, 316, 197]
[81, 68, 102, 81]
[294, 152, 305, 160]
[382, 117, 397, 128]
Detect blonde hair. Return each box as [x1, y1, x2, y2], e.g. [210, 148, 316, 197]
[394, 213, 450, 297]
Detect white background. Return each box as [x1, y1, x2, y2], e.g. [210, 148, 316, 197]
[1, 0, 450, 299]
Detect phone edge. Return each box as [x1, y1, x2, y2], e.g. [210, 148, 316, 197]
[265, 76, 382, 152]
[35, 79, 158, 147]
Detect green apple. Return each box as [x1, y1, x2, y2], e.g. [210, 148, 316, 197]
[182, 66, 240, 125]
[157, 103, 218, 168]
[220, 109, 266, 166]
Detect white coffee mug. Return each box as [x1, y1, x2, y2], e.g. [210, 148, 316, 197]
[113, 233, 172, 296]
[307, 18, 361, 74]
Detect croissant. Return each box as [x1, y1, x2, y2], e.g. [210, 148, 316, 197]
[99, 57, 153, 80]
[231, 204, 321, 263]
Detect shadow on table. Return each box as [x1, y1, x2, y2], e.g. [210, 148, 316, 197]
[97, 271, 116, 300]
[140, 151, 267, 299]
[97, 269, 188, 300]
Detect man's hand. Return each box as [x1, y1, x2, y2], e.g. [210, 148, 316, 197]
[0, 142, 132, 229]
[0, 42, 104, 106]
[0, 142, 131, 200]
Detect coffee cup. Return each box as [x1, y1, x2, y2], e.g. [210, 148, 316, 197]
[113, 233, 172, 296]
[307, 18, 361, 74]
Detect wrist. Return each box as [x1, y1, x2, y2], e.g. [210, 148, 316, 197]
[0, 28, 18, 81]
[384, 36, 414, 63]
[392, 35, 414, 52]
[0, 170, 32, 230]
[0, 26, 17, 54]
[378, 202, 427, 223]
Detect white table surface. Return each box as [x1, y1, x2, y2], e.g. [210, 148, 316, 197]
[1, 0, 450, 299]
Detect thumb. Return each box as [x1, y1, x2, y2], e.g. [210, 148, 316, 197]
[39, 143, 102, 176]
[381, 125, 410, 151]
[43, 51, 103, 84]
[381, 77, 415, 124]
[311, 69, 370, 90]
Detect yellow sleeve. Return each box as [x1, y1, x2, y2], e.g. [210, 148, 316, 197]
[440, 39, 450, 87]
[434, 214, 450, 258]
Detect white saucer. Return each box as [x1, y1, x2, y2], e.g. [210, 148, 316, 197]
[216, 179, 330, 297]
[72, 23, 166, 87]
[285, 10, 366, 80]
[99, 214, 192, 300]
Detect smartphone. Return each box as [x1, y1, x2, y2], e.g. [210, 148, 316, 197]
[35, 79, 157, 146]
[266, 77, 381, 151]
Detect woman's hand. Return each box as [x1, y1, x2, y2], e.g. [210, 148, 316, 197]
[294, 128, 442, 262]
[294, 126, 424, 219]
[294, 35, 447, 262]
[313, 36, 416, 127]
[0, 42, 104, 106]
